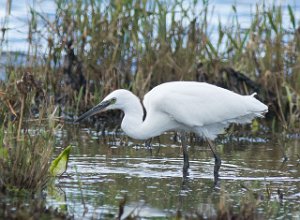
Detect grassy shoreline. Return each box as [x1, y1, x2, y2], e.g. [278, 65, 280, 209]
[1, 0, 299, 131]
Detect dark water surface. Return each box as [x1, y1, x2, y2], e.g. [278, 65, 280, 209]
[47, 126, 300, 219]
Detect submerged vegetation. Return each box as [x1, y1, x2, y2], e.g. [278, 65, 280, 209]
[0, 0, 300, 219]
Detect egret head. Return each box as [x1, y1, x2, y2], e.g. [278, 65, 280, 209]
[74, 89, 133, 123]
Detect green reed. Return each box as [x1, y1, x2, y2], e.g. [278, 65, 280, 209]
[1, 0, 299, 130]
[0, 72, 61, 192]
[0, 123, 53, 192]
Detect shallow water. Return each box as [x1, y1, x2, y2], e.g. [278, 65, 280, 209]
[47, 125, 300, 219]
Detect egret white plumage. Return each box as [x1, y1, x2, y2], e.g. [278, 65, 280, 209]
[75, 81, 268, 177]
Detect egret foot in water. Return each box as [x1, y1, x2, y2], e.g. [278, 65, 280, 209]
[74, 81, 268, 179]
[207, 139, 221, 185]
[145, 138, 153, 156]
[180, 132, 189, 177]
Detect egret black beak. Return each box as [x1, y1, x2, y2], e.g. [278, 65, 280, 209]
[74, 100, 112, 123]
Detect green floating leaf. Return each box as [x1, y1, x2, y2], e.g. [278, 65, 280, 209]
[49, 145, 72, 176]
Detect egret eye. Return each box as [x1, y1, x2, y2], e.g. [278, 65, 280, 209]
[111, 97, 117, 104]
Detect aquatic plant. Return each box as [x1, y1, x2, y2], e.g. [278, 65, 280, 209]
[0, 123, 53, 192]
[0, 72, 70, 192]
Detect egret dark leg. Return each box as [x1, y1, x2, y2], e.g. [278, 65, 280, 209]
[145, 138, 153, 155]
[180, 132, 189, 176]
[207, 139, 221, 180]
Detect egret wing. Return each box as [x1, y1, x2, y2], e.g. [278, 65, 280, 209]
[144, 82, 267, 139]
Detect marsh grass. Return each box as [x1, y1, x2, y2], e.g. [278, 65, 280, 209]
[0, 71, 70, 218]
[0, 72, 58, 192]
[0, 124, 53, 192]
[11, 0, 295, 130]
[0, 106, 55, 192]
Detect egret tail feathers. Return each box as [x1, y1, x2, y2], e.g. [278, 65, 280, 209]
[196, 112, 267, 140]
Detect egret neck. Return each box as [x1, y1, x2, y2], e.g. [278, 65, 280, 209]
[120, 92, 171, 140]
[120, 94, 149, 140]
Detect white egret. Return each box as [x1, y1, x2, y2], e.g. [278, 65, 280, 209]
[75, 81, 268, 177]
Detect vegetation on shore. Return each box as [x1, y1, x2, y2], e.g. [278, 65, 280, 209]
[1, 0, 299, 130]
